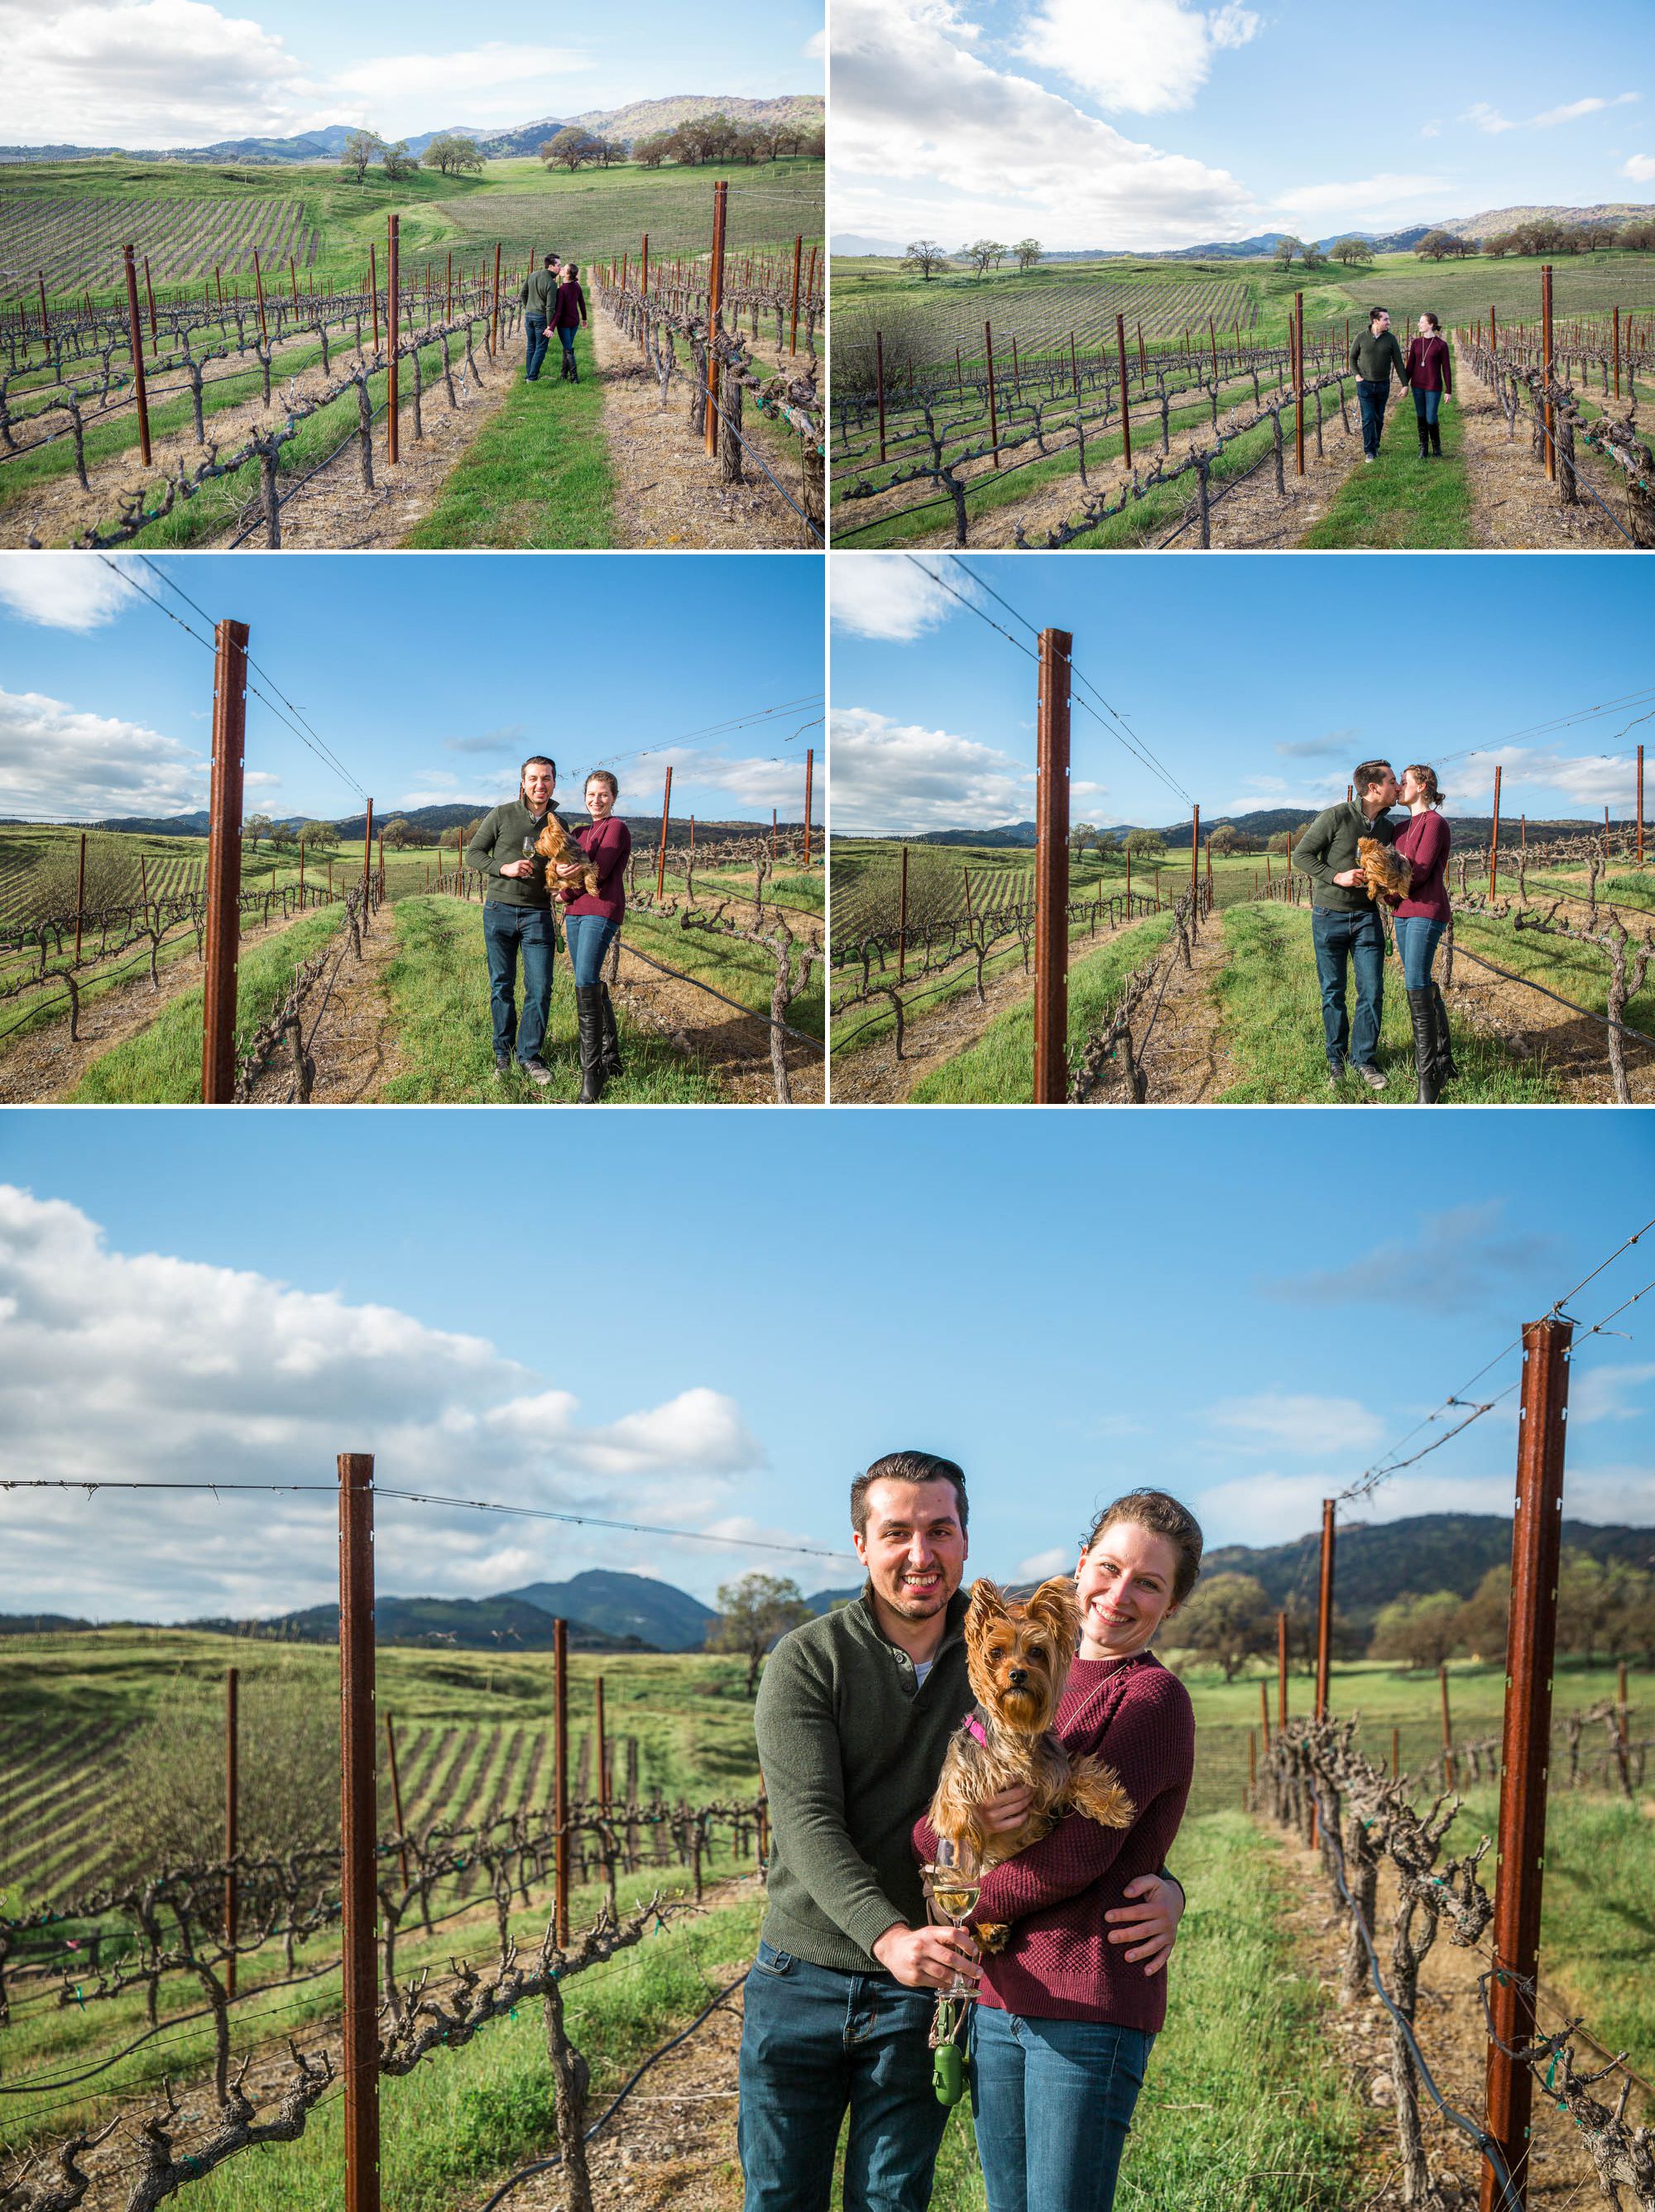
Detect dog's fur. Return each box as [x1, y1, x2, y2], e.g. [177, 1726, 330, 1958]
[1357, 836, 1413, 904]
[927, 1576, 1135, 1949]
[535, 813, 600, 900]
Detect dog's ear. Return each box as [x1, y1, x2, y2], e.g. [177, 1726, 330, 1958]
[967, 1578, 1006, 1629]
[1023, 1576, 1080, 1651]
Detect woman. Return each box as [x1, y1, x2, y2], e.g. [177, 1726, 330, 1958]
[1405, 311, 1451, 459]
[914, 1490, 1201, 2212]
[554, 769, 631, 1102]
[1392, 762, 1453, 1104]
[554, 261, 588, 382]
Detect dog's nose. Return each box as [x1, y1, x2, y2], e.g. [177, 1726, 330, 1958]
[1007, 1667, 1028, 1687]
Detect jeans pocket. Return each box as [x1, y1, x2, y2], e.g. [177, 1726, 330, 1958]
[753, 1941, 794, 1978]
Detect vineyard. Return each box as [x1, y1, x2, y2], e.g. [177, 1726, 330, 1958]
[829, 251, 1655, 550]
[0, 158, 824, 549]
[0, 193, 317, 300]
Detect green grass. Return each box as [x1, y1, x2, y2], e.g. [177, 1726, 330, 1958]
[377, 895, 722, 1102]
[1211, 902, 1560, 1102]
[1301, 371, 1473, 548]
[922, 1813, 1365, 2212]
[405, 336, 615, 547]
[906, 911, 1176, 1104]
[63, 902, 347, 1102]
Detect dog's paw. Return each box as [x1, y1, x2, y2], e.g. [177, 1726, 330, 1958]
[974, 1923, 1010, 1955]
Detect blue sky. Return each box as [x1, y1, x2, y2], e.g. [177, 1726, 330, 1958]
[0, 554, 823, 828]
[831, 553, 1655, 835]
[0, 1108, 1650, 1619]
[6, 0, 821, 150]
[832, 0, 1653, 252]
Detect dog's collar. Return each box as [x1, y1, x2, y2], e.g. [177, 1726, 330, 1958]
[959, 1707, 989, 1747]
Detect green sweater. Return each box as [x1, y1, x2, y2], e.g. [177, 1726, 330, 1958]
[465, 800, 557, 909]
[754, 1586, 970, 1971]
[520, 267, 559, 315]
[1293, 800, 1398, 911]
[1350, 328, 1407, 384]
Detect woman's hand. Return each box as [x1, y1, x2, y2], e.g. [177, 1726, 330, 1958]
[976, 1784, 1034, 1836]
[1103, 1872, 1186, 1976]
[554, 861, 586, 881]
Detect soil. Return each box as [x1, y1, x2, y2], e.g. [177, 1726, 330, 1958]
[1451, 347, 1630, 549]
[588, 307, 813, 549]
[240, 907, 406, 1103]
[1275, 1821, 1638, 2208]
[611, 940, 824, 1104]
[1083, 909, 1239, 1104]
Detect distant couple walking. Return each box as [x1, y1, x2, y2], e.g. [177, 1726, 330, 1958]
[520, 253, 588, 384]
[1292, 758, 1453, 1102]
[463, 755, 631, 1101]
[1348, 306, 1451, 463]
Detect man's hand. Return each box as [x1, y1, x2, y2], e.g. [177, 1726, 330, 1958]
[500, 859, 536, 880]
[1333, 867, 1367, 889]
[1104, 1873, 1186, 1976]
[871, 1923, 981, 1991]
[976, 1785, 1034, 1836]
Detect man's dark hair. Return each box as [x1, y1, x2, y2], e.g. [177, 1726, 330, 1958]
[851, 1451, 967, 1538]
[544, 253, 556, 267]
[519, 755, 556, 804]
[1369, 305, 1389, 324]
[1352, 758, 1393, 795]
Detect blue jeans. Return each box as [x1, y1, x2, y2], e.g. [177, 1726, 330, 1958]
[482, 902, 555, 1061]
[1412, 386, 1442, 425]
[1394, 914, 1446, 991]
[563, 914, 618, 987]
[557, 324, 578, 369]
[1312, 904, 1385, 1068]
[738, 1941, 949, 2212]
[1357, 377, 1390, 457]
[969, 2004, 1154, 2212]
[525, 313, 549, 381]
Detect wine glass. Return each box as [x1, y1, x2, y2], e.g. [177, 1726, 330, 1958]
[925, 1834, 981, 1999]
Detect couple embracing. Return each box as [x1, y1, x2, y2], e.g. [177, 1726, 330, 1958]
[742, 1451, 1202, 2212]
[463, 754, 631, 1101]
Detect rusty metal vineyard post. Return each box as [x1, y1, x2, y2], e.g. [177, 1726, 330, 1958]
[704, 180, 727, 460]
[1480, 1315, 1573, 2212]
[1033, 628, 1072, 1103]
[1638, 745, 1644, 866]
[804, 746, 814, 872]
[1541, 265, 1555, 484]
[122, 246, 152, 464]
[596, 1677, 609, 1813]
[1490, 765, 1502, 899]
[1277, 1610, 1288, 1729]
[1314, 1499, 1334, 1720]
[73, 831, 86, 965]
[1115, 314, 1131, 470]
[384, 1712, 411, 1888]
[554, 1617, 570, 1946]
[1440, 1660, 1455, 1789]
[224, 1666, 239, 2001]
[203, 617, 249, 1104]
[656, 765, 673, 900]
[386, 216, 401, 465]
[338, 1452, 380, 2212]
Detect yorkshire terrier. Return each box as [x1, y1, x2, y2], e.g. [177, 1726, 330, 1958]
[1357, 837, 1413, 905]
[535, 813, 600, 900]
[927, 1576, 1134, 1950]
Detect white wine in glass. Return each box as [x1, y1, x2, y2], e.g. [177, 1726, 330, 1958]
[928, 1836, 981, 1998]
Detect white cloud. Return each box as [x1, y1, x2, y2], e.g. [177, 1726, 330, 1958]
[1194, 1456, 1655, 1547]
[1016, 0, 1260, 116]
[830, 705, 1036, 834]
[0, 1185, 807, 1619]
[1451, 746, 1642, 810]
[1622, 154, 1655, 183]
[622, 746, 814, 811]
[1420, 119, 1442, 139]
[0, 556, 136, 631]
[1015, 1545, 1074, 1581]
[1462, 101, 1517, 134]
[832, 0, 1257, 252]
[1270, 172, 1447, 227]
[1533, 93, 1637, 126]
[1569, 1362, 1655, 1426]
[832, 556, 962, 641]
[0, 687, 205, 818]
[1209, 1392, 1387, 1456]
[324, 43, 595, 129]
[1266, 1202, 1555, 1315]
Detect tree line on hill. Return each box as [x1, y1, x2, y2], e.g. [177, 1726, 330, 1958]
[1164, 1550, 1655, 1681]
[548, 113, 822, 171]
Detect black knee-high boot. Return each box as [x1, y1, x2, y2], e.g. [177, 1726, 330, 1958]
[575, 986, 607, 1102]
[597, 982, 623, 1077]
[1418, 414, 1430, 458]
[1429, 418, 1442, 456]
[1430, 981, 1456, 1084]
[1408, 989, 1442, 1103]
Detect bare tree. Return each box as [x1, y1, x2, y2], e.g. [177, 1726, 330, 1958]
[706, 1574, 812, 1694]
[903, 241, 950, 281]
[1014, 238, 1043, 273]
[339, 129, 385, 185]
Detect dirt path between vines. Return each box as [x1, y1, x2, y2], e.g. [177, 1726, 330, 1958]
[1274, 1819, 1638, 2208]
[1451, 343, 1629, 549]
[589, 308, 810, 549]
[1086, 909, 1238, 1103]
[612, 938, 823, 1103]
[241, 909, 406, 1102]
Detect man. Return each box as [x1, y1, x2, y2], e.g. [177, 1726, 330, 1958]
[520, 253, 560, 383]
[1349, 306, 1408, 463]
[464, 756, 564, 1084]
[741, 1451, 1185, 2212]
[1293, 760, 1401, 1092]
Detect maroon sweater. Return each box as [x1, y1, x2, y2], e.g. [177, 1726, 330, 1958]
[1405, 334, 1451, 395]
[1394, 809, 1451, 923]
[553, 281, 588, 330]
[563, 815, 630, 923]
[913, 1652, 1193, 2031]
